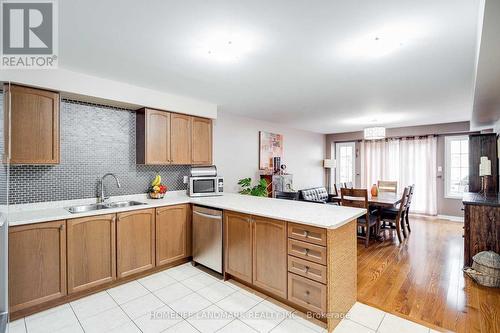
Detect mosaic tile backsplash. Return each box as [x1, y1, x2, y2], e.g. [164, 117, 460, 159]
[7, 98, 190, 204]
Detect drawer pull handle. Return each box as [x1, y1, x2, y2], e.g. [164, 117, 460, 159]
[303, 230, 309, 237]
[305, 290, 310, 296]
[303, 248, 310, 256]
[304, 266, 310, 273]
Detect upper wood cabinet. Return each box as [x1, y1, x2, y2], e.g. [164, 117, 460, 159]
[9, 220, 66, 312]
[253, 216, 287, 299]
[67, 214, 116, 294]
[4, 84, 60, 164]
[156, 204, 191, 266]
[136, 108, 171, 164]
[170, 114, 192, 164]
[191, 117, 212, 165]
[116, 209, 156, 278]
[224, 211, 253, 283]
[136, 109, 212, 165]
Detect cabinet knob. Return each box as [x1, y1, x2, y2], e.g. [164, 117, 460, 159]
[157, 210, 160, 215]
[303, 230, 309, 237]
[304, 266, 310, 273]
[303, 248, 310, 256]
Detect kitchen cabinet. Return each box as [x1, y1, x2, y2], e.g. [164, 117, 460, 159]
[116, 209, 156, 278]
[170, 114, 192, 164]
[8, 220, 66, 312]
[136, 108, 171, 164]
[224, 211, 253, 283]
[191, 116, 212, 165]
[4, 84, 60, 164]
[252, 216, 287, 298]
[156, 204, 191, 266]
[67, 214, 116, 294]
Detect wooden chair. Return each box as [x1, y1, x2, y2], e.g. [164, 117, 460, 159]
[379, 187, 409, 243]
[404, 185, 414, 233]
[378, 180, 397, 193]
[344, 181, 353, 189]
[335, 183, 344, 192]
[340, 188, 379, 247]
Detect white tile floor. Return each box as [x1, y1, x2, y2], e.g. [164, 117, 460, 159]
[6, 263, 440, 333]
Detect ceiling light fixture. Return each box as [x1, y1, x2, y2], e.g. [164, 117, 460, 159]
[364, 127, 386, 140]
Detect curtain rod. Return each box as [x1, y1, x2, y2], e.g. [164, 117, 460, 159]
[332, 131, 480, 143]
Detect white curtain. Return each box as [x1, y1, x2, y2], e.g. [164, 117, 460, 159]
[360, 136, 437, 215]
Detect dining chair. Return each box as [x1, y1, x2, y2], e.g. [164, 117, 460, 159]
[340, 188, 379, 247]
[335, 183, 344, 191]
[404, 185, 415, 233]
[377, 180, 397, 193]
[344, 181, 353, 189]
[379, 187, 409, 244]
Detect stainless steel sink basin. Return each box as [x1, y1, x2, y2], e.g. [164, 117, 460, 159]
[65, 203, 108, 213]
[65, 201, 146, 213]
[104, 201, 146, 208]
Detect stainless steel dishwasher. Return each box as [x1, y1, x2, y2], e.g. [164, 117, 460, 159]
[192, 205, 223, 274]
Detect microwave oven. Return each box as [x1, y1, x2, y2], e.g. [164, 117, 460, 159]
[188, 176, 224, 197]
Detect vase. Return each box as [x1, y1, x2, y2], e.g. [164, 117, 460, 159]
[371, 184, 378, 197]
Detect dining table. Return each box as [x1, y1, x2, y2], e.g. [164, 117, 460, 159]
[329, 191, 405, 242]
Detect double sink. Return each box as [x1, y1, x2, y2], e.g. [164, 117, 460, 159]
[65, 200, 146, 214]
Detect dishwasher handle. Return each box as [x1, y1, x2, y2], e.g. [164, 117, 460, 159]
[193, 210, 222, 220]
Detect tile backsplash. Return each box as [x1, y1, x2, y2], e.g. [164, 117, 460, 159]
[7, 98, 190, 204]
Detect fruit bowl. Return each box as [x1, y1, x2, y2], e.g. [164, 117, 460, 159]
[148, 175, 167, 199]
[149, 192, 165, 199]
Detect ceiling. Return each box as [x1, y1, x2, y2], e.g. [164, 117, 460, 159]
[59, 0, 483, 134]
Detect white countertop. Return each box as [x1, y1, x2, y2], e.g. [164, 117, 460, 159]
[8, 191, 365, 229]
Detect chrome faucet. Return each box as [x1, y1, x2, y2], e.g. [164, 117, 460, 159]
[98, 173, 121, 203]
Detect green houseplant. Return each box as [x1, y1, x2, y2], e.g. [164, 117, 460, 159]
[238, 177, 269, 197]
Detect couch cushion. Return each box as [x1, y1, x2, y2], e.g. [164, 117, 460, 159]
[301, 187, 329, 202]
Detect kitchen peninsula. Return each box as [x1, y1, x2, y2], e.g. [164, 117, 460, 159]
[7, 192, 364, 332]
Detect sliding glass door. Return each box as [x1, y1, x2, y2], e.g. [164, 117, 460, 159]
[335, 142, 356, 187]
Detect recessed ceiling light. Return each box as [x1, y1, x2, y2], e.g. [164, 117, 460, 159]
[194, 29, 258, 64]
[338, 21, 427, 59]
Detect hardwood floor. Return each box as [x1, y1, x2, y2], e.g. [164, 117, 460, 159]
[357, 215, 500, 333]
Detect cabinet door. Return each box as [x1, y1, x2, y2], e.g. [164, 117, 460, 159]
[146, 109, 171, 164]
[5, 84, 60, 164]
[253, 216, 287, 298]
[170, 114, 192, 164]
[67, 214, 116, 294]
[117, 209, 156, 278]
[156, 205, 191, 266]
[9, 220, 66, 312]
[191, 117, 212, 165]
[224, 211, 252, 283]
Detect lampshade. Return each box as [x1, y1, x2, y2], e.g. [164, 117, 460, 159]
[323, 159, 336, 168]
[364, 127, 386, 140]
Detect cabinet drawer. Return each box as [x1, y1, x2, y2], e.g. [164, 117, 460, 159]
[288, 223, 326, 246]
[288, 239, 327, 265]
[288, 256, 327, 284]
[287, 273, 326, 313]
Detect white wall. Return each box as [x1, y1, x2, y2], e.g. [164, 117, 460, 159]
[0, 68, 217, 118]
[214, 111, 325, 193]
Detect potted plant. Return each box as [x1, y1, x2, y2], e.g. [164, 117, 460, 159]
[238, 177, 269, 197]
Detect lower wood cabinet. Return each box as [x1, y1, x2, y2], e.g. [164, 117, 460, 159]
[67, 214, 116, 294]
[225, 212, 287, 299]
[253, 216, 287, 298]
[288, 273, 326, 313]
[117, 209, 156, 278]
[156, 204, 191, 266]
[9, 220, 67, 312]
[224, 211, 253, 283]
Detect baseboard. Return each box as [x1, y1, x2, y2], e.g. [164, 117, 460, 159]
[437, 214, 464, 222]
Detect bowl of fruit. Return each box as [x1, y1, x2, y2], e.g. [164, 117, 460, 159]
[148, 175, 167, 199]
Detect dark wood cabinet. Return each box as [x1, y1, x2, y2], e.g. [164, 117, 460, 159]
[468, 133, 498, 193]
[463, 193, 500, 267]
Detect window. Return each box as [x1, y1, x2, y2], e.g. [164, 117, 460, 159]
[335, 142, 356, 186]
[445, 135, 469, 198]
